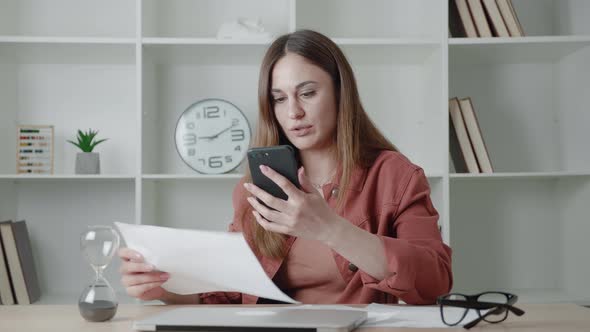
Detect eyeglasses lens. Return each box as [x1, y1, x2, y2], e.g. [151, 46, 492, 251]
[441, 294, 469, 325]
[478, 292, 510, 323]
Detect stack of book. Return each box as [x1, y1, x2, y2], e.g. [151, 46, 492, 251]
[449, 97, 494, 174]
[0, 220, 41, 305]
[449, 0, 525, 38]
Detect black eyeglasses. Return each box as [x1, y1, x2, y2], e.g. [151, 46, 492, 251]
[436, 291, 525, 329]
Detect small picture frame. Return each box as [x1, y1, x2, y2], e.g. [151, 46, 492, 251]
[16, 125, 54, 174]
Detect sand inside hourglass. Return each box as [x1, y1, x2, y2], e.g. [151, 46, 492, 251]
[79, 299, 118, 322]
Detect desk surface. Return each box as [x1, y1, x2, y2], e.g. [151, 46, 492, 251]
[0, 303, 588, 331]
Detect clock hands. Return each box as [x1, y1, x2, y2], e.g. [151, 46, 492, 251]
[197, 123, 236, 141]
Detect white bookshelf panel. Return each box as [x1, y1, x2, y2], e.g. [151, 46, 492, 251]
[142, 0, 290, 39]
[559, 177, 590, 304]
[13, 180, 135, 304]
[450, 177, 590, 304]
[0, 43, 137, 175]
[449, 36, 590, 65]
[296, 0, 442, 39]
[449, 37, 590, 65]
[427, 177, 447, 242]
[141, 179, 240, 231]
[557, 46, 590, 172]
[512, 0, 590, 36]
[0, 56, 17, 173]
[449, 45, 590, 173]
[0, 180, 17, 221]
[343, 45, 445, 174]
[142, 44, 265, 174]
[0, 0, 135, 37]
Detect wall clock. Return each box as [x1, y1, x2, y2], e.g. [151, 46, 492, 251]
[174, 98, 251, 174]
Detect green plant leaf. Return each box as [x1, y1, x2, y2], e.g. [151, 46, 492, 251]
[69, 128, 108, 152]
[89, 138, 108, 152]
[67, 139, 82, 150]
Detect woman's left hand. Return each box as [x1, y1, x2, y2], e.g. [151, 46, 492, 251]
[244, 165, 345, 243]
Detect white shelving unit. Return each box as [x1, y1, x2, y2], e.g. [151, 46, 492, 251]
[0, 0, 588, 305]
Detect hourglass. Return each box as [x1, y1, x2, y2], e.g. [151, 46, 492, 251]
[78, 225, 120, 322]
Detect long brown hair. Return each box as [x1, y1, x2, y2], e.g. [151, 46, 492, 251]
[243, 29, 398, 258]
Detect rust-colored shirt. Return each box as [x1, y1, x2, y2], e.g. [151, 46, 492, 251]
[273, 237, 348, 303]
[199, 150, 453, 305]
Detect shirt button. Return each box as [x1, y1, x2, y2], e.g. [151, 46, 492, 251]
[348, 262, 358, 272]
[331, 187, 339, 197]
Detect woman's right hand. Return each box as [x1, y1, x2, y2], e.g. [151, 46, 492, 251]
[118, 247, 170, 301]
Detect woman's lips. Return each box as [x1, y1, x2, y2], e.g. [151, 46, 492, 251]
[291, 125, 312, 137]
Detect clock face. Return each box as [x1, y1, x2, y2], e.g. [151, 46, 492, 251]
[174, 99, 252, 174]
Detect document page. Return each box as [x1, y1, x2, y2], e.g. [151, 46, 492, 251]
[293, 304, 482, 328]
[114, 222, 297, 304]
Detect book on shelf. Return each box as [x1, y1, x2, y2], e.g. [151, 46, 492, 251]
[0, 220, 16, 305]
[467, 0, 493, 37]
[482, 0, 510, 37]
[496, 0, 525, 36]
[449, 98, 480, 173]
[450, 0, 479, 37]
[0, 220, 41, 304]
[459, 98, 494, 173]
[450, 0, 524, 38]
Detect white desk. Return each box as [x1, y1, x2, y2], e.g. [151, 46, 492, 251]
[0, 303, 588, 331]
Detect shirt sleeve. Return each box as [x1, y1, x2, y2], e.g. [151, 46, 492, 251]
[359, 168, 453, 304]
[198, 178, 248, 304]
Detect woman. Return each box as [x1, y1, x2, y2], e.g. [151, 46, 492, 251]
[118, 29, 452, 305]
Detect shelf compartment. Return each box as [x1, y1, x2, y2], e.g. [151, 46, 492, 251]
[141, 43, 446, 175]
[141, 179, 238, 231]
[449, 36, 590, 64]
[141, 44, 265, 175]
[0, 0, 135, 38]
[450, 177, 590, 303]
[509, 0, 590, 37]
[296, 0, 443, 39]
[0, 42, 137, 175]
[0, 180, 135, 301]
[449, 44, 590, 173]
[341, 44, 445, 174]
[142, 0, 290, 39]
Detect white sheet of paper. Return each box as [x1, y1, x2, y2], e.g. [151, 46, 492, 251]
[114, 222, 297, 304]
[363, 303, 482, 328]
[292, 303, 483, 328]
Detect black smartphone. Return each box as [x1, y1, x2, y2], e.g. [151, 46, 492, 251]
[247, 145, 301, 204]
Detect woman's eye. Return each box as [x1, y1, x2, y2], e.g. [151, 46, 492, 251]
[300, 91, 316, 98]
[273, 96, 286, 103]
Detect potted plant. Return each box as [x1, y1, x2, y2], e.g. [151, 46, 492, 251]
[67, 129, 108, 174]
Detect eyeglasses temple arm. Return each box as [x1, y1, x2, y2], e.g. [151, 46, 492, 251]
[462, 304, 525, 330]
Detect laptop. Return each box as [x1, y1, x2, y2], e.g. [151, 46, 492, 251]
[133, 306, 368, 332]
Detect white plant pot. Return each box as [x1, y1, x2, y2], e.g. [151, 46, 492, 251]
[75, 152, 101, 174]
